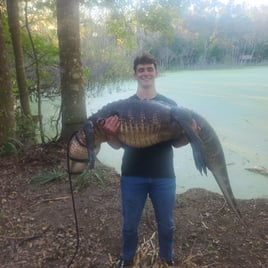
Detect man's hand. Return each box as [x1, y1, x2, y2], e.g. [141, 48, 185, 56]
[99, 115, 120, 136]
[98, 115, 122, 149]
[173, 119, 200, 148]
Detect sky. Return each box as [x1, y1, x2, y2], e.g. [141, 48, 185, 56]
[133, 0, 268, 8]
[220, 0, 268, 7]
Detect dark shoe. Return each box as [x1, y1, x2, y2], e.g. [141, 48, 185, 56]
[162, 259, 175, 266]
[118, 258, 134, 268]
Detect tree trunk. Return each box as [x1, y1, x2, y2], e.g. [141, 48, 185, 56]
[56, 0, 87, 141]
[0, 9, 15, 145]
[7, 0, 31, 117]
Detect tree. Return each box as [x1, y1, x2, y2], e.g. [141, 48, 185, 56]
[6, 0, 38, 145]
[56, 0, 87, 141]
[6, 0, 31, 117]
[0, 7, 15, 145]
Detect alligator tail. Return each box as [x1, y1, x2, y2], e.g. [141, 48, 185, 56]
[191, 111, 245, 225]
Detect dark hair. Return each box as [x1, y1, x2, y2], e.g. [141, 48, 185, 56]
[133, 53, 157, 72]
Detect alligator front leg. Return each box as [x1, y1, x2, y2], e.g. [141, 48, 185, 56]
[83, 121, 95, 169]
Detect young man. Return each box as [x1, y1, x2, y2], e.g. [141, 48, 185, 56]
[100, 53, 190, 267]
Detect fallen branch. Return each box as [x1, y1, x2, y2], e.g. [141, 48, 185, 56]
[245, 166, 268, 177]
[30, 196, 70, 207]
[0, 225, 51, 244]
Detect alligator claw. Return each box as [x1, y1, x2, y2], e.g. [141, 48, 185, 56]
[83, 121, 95, 169]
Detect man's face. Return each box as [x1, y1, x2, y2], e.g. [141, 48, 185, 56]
[134, 63, 158, 89]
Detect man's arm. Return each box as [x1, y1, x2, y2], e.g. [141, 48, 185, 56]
[172, 134, 189, 148]
[172, 119, 200, 148]
[98, 115, 122, 149]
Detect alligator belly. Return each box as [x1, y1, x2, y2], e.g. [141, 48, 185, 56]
[117, 121, 181, 147]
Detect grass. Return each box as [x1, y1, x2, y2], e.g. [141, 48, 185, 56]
[74, 167, 107, 191]
[30, 169, 66, 185]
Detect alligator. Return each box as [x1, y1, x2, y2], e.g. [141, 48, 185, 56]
[67, 98, 244, 223]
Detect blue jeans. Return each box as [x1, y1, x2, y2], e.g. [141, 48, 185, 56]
[120, 176, 176, 261]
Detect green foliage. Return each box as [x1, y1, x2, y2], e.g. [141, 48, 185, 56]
[2, 14, 11, 45]
[9, 1, 60, 101]
[105, 13, 136, 49]
[15, 108, 37, 145]
[256, 42, 268, 60]
[21, 30, 59, 89]
[136, 4, 176, 44]
[24, 32, 58, 65]
[207, 43, 226, 64]
[30, 169, 66, 185]
[75, 168, 106, 192]
[83, 39, 132, 93]
[0, 138, 24, 157]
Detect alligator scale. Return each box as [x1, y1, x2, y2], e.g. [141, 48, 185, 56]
[67, 98, 244, 223]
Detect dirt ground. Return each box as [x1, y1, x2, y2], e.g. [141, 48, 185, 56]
[0, 142, 267, 268]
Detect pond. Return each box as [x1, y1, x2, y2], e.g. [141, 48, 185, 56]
[38, 66, 268, 199]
